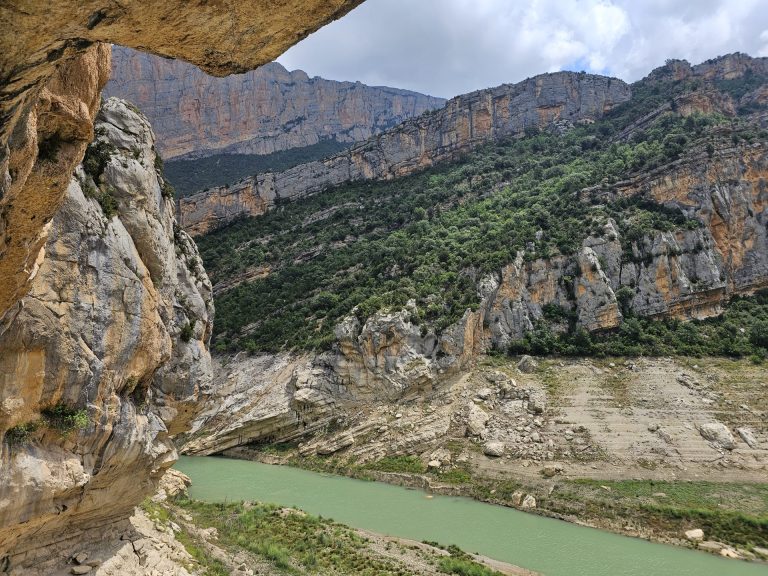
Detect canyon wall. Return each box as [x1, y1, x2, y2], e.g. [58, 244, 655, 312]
[183, 137, 768, 457]
[179, 72, 631, 235]
[0, 0, 363, 322]
[0, 98, 214, 571]
[105, 46, 445, 160]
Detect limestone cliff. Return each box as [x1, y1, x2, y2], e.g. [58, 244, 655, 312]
[0, 98, 213, 572]
[184, 308, 485, 456]
[0, 0, 363, 321]
[105, 46, 445, 160]
[179, 72, 631, 235]
[183, 137, 768, 457]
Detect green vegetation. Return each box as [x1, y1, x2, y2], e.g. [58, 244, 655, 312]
[363, 455, 426, 474]
[437, 557, 502, 576]
[554, 480, 768, 549]
[195, 61, 768, 355]
[4, 403, 89, 446]
[510, 289, 768, 358]
[165, 140, 351, 197]
[172, 497, 500, 575]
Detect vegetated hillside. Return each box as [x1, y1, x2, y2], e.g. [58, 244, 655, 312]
[196, 54, 768, 359]
[164, 140, 350, 197]
[105, 45, 445, 160]
[178, 70, 631, 235]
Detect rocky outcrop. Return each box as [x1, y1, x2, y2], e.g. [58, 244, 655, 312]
[0, 43, 111, 326]
[587, 141, 768, 316]
[0, 0, 363, 321]
[0, 99, 213, 570]
[179, 72, 631, 235]
[105, 46, 445, 160]
[183, 306, 485, 455]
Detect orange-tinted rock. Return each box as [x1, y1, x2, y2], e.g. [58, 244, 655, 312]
[180, 71, 632, 235]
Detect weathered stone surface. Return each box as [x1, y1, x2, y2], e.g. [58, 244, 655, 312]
[105, 46, 445, 160]
[517, 355, 539, 374]
[685, 528, 705, 542]
[736, 427, 758, 449]
[0, 43, 111, 324]
[698, 422, 736, 450]
[0, 0, 363, 321]
[467, 404, 490, 437]
[0, 99, 213, 569]
[182, 353, 341, 456]
[179, 72, 631, 235]
[483, 442, 505, 457]
[333, 307, 485, 400]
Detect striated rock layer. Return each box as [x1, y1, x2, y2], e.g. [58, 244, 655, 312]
[0, 98, 214, 572]
[184, 137, 768, 457]
[105, 46, 445, 160]
[179, 72, 632, 235]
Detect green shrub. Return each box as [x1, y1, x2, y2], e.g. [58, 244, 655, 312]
[180, 321, 195, 342]
[41, 404, 89, 433]
[438, 557, 503, 576]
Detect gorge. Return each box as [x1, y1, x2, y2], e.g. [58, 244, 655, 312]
[1, 1, 767, 574]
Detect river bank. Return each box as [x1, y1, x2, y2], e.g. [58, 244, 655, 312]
[175, 456, 768, 576]
[222, 446, 768, 564]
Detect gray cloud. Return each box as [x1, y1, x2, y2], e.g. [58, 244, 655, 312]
[277, 0, 768, 98]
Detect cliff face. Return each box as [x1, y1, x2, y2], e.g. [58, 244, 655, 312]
[105, 46, 445, 160]
[0, 99, 214, 571]
[179, 72, 631, 235]
[0, 0, 363, 322]
[183, 137, 768, 457]
[0, 0, 364, 570]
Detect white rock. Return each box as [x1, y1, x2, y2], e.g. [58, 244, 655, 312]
[521, 495, 537, 509]
[698, 422, 736, 450]
[736, 427, 758, 448]
[483, 442, 505, 457]
[685, 529, 704, 542]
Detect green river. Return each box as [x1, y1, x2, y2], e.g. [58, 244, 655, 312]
[176, 456, 767, 576]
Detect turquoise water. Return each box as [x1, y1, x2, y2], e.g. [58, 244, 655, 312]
[176, 456, 767, 576]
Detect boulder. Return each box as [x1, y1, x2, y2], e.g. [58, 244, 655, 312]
[517, 355, 539, 373]
[521, 495, 537, 509]
[483, 442, 505, 457]
[698, 423, 736, 450]
[684, 529, 704, 542]
[736, 427, 758, 448]
[527, 391, 547, 415]
[466, 403, 489, 437]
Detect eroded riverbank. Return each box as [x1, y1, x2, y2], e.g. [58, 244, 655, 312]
[175, 456, 768, 576]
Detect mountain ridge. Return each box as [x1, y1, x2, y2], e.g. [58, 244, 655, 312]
[104, 46, 446, 160]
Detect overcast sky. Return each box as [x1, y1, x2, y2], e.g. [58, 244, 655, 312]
[277, 0, 768, 98]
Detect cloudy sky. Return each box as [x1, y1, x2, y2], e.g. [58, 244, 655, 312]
[277, 0, 768, 98]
